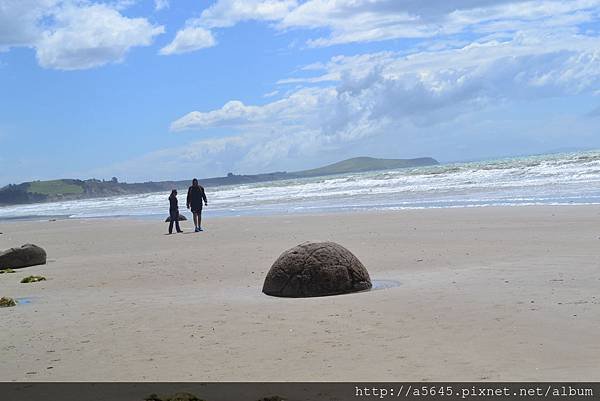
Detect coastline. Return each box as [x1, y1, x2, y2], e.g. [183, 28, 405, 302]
[3, 200, 600, 223]
[1, 205, 599, 381]
[3, 150, 600, 222]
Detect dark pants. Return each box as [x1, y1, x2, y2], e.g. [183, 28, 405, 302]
[169, 210, 181, 233]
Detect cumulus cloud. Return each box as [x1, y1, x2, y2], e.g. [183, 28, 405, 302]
[37, 3, 164, 70]
[159, 26, 216, 55]
[168, 22, 600, 170]
[160, 0, 296, 55]
[284, 0, 600, 46]
[174, 30, 600, 129]
[286, 29, 600, 93]
[161, 0, 600, 50]
[0, 0, 57, 50]
[43, 0, 597, 176]
[171, 87, 337, 131]
[0, 0, 164, 69]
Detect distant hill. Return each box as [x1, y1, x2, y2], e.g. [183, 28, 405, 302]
[293, 157, 438, 177]
[0, 156, 438, 206]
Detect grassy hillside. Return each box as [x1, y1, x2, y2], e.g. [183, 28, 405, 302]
[28, 180, 84, 196]
[296, 157, 438, 177]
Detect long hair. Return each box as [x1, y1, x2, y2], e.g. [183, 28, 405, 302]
[192, 178, 199, 187]
[169, 189, 177, 199]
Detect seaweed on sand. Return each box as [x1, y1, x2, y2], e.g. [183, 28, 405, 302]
[144, 393, 205, 401]
[143, 391, 286, 401]
[0, 268, 16, 274]
[21, 275, 46, 283]
[0, 297, 17, 307]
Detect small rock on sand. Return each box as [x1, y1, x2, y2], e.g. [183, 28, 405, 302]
[0, 244, 47, 269]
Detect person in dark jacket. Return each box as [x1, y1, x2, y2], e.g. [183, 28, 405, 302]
[168, 189, 183, 234]
[186, 178, 208, 232]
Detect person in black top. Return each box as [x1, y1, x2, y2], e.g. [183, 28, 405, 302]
[168, 189, 183, 234]
[186, 178, 208, 232]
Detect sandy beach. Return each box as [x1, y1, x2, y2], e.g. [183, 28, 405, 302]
[1, 206, 599, 382]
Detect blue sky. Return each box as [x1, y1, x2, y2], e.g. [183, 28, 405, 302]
[1, 0, 599, 185]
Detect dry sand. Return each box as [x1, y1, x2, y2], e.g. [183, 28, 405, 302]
[1, 206, 599, 381]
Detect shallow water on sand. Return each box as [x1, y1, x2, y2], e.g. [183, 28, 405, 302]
[370, 279, 401, 290]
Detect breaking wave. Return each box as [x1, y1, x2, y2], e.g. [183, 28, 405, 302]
[2, 151, 600, 220]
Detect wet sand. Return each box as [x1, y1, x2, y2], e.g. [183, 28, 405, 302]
[1, 206, 599, 381]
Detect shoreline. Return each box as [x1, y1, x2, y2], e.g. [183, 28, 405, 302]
[2, 201, 600, 224]
[1, 205, 600, 381]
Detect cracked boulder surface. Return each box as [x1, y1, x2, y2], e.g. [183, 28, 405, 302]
[0, 244, 47, 269]
[262, 241, 372, 297]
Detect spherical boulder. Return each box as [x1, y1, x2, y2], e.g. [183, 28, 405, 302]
[165, 214, 187, 222]
[0, 244, 47, 269]
[263, 241, 371, 297]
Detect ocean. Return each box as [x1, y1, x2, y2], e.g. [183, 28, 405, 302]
[2, 151, 600, 221]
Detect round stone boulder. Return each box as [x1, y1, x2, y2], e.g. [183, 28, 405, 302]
[165, 214, 187, 222]
[0, 244, 47, 269]
[263, 241, 371, 297]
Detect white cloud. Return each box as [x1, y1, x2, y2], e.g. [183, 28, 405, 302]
[280, 0, 600, 47]
[148, 0, 600, 174]
[0, 0, 57, 51]
[154, 0, 169, 11]
[89, 135, 251, 181]
[286, 29, 600, 90]
[159, 26, 216, 55]
[171, 87, 337, 131]
[160, 0, 296, 55]
[263, 90, 279, 98]
[197, 0, 298, 28]
[0, 1, 164, 69]
[164, 0, 600, 50]
[180, 40, 596, 130]
[13, 0, 592, 176]
[37, 3, 164, 70]
[111, 0, 138, 10]
[168, 24, 600, 169]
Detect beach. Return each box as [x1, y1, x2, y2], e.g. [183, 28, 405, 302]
[1, 205, 599, 381]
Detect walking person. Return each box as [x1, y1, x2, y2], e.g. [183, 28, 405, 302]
[168, 189, 183, 234]
[187, 178, 208, 232]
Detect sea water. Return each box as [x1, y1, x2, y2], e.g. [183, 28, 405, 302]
[2, 151, 600, 220]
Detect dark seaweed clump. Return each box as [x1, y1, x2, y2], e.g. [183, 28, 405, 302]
[21, 275, 46, 283]
[0, 297, 17, 307]
[145, 393, 204, 401]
